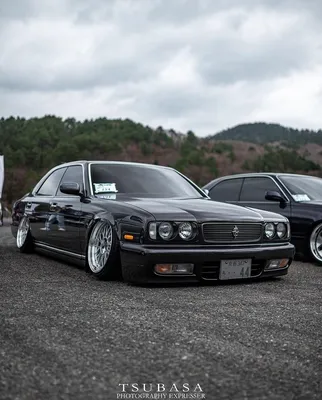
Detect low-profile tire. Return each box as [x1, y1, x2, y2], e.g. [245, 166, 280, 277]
[309, 223, 322, 266]
[86, 220, 121, 280]
[16, 216, 34, 253]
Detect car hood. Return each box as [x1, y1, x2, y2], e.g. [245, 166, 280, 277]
[122, 197, 286, 222]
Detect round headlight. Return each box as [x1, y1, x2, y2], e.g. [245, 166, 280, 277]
[178, 222, 193, 240]
[276, 222, 287, 238]
[265, 222, 275, 239]
[158, 222, 173, 240]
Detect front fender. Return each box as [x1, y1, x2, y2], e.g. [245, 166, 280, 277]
[85, 212, 117, 244]
[84, 212, 147, 254]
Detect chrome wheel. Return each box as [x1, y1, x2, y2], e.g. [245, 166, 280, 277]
[17, 217, 30, 248]
[309, 224, 322, 263]
[88, 222, 113, 273]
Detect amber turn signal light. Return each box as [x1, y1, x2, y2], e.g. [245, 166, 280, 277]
[124, 234, 134, 240]
[154, 263, 194, 275]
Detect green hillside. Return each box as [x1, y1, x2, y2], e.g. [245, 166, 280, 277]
[0, 116, 322, 204]
[213, 122, 322, 146]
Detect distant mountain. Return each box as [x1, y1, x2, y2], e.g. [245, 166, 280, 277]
[212, 122, 322, 146]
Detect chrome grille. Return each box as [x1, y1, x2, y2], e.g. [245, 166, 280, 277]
[202, 222, 262, 243]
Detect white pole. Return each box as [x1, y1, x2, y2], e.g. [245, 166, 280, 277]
[0, 155, 4, 199]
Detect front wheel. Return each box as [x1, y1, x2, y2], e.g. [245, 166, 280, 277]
[86, 220, 121, 280]
[309, 223, 322, 265]
[16, 216, 34, 253]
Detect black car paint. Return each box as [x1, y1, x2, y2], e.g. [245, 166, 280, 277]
[11, 162, 295, 283]
[203, 173, 322, 257]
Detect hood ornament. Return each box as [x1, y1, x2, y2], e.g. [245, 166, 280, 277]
[232, 225, 239, 239]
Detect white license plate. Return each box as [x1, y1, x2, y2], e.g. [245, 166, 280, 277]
[219, 259, 252, 280]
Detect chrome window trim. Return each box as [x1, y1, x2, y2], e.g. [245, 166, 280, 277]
[209, 174, 291, 203]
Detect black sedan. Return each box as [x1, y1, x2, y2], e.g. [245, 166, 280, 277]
[11, 161, 294, 284]
[203, 172, 322, 265]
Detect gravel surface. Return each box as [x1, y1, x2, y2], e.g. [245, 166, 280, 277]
[0, 221, 321, 400]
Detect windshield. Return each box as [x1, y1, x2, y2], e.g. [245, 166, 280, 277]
[89, 163, 205, 199]
[279, 175, 322, 202]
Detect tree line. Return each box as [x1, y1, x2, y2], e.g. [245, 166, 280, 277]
[0, 116, 321, 204]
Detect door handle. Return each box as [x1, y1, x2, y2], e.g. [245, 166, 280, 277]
[50, 203, 58, 211]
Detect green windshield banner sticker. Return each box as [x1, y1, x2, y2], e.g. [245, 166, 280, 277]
[97, 193, 117, 200]
[94, 183, 118, 193]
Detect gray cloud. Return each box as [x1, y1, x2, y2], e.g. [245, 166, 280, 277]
[0, 0, 322, 135]
[0, 0, 34, 20]
[0, 61, 148, 92]
[197, 31, 315, 85]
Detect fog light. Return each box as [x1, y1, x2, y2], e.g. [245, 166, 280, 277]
[265, 259, 289, 270]
[154, 263, 194, 275]
[172, 264, 194, 273]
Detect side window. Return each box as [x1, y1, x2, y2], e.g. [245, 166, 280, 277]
[240, 177, 281, 201]
[209, 179, 243, 202]
[37, 168, 67, 196]
[57, 165, 83, 195]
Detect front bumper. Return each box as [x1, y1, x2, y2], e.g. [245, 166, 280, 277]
[120, 242, 295, 284]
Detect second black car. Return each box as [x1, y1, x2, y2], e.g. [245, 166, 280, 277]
[203, 172, 322, 264]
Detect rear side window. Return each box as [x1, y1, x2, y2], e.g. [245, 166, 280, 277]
[240, 177, 281, 201]
[209, 179, 243, 202]
[37, 168, 66, 196]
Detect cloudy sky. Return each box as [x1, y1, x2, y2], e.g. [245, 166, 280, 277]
[1, 0, 322, 136]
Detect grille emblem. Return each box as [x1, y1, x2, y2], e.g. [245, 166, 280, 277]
[232, 225, 239, 239]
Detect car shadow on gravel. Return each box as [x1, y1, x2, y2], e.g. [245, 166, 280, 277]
[131, 276, 284, 289]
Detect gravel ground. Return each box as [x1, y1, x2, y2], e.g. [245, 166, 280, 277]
[0, 221, 321, 400]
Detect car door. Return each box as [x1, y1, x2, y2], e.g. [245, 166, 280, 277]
[47, 165, 84, 254]
[238, 176, 292, 220]
[26, 167, 67, 244]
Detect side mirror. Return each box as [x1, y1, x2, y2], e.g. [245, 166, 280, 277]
[60, 182, 81, 196]
[265, 190, 285, 203]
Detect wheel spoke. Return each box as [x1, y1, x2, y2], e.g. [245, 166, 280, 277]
[17, 217, 30, 248]
[88, 222, 114, 273]
[310, 226, 322, 262]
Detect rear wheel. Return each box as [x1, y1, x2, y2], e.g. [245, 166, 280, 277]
[87, 220, 121, 279]
[16, 216, 33, 253]
[309, 223, 322, 265]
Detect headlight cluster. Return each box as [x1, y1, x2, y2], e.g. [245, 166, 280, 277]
[149, 221, 196, 241]
[264, 222, 290, 240]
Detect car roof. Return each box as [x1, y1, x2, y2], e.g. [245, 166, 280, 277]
[203, 172, 321, 188]
[55, 160, 173, 170]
